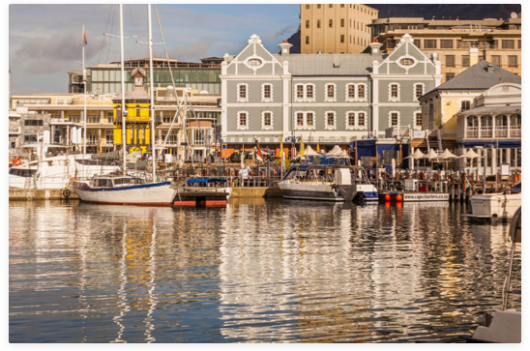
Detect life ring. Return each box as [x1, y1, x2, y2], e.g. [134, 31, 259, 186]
[12, 157, 22, 166]
[62, 188, 71, 199]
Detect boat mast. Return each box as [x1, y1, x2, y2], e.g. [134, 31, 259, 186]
[82, 24, 87, 158]
[148, 4, 156, 182]
[119, 4, 127, 172]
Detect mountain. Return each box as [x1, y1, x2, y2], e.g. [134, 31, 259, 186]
[368, 4, 521, 20]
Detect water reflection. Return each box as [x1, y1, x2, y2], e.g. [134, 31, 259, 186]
[9, 200, 520, 343]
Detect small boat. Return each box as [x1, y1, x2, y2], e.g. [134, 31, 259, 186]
[73, 174, 176, 206]
[468, 182, 521, 219]
[172, 178, 232, 208]
[470, 207, 521, 343]
[352, 166, 378, 202]
[278, 165, 356, 202]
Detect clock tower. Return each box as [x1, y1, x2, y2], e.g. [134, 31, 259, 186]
[131, 67, 147, 92]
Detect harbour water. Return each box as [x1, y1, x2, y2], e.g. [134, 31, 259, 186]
[9, 199, 520, 343]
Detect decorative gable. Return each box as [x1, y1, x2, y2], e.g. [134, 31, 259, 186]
[376, 34, 437, 76]
[224, 34, 284, 76]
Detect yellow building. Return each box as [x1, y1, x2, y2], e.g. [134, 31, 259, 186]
[300, 4, 378, 54]
[369, 16, 521, 83]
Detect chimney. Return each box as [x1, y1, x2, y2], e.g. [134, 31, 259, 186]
[279, 40, 293, 56]
[369, 40, 383, 55]
[486, 63, 494, 73]
[469, 47, 479, 66]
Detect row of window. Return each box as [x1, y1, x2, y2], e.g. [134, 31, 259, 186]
[307, 4, 377, 16]
[401, 39, 521, 50]
[237, 82, 425, 103]
[444, 54, 518, 68]
[235, 111, 423, 130]
[305, 18, 371, 33]
[305, 35, 370, 47]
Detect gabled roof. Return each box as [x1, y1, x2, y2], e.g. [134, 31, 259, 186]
[427, 60, 521, 93]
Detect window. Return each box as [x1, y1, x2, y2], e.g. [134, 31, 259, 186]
[400, 58, 415, 66]
[247, 58, 262, 67]
[24, 135, 37, 143]
[462, 55, 470, 67]
[325, 83, 336, 102]
[262, 111, 273, 130]
[415, 112, 423, 127]
[237, 111, 248, 130]
[445, 73, 455, 81]
[491, 55, 501, 66]
[296, 85, 304, 99]
[317, 4, 321, 9]
[440, 39, 453, 49]
[389, 83, 400, 101]
[317, 20, 321, 28]
[358, 113, 365, 127]
[461, 100, 471, 111]
[341, 18, 345, 27]
[87, 115, 99, 123]
[348, 112, 356, 127]
[508, 55, 518, 67]
[296, 112, 304, 127]
[105, 131, 113, 144]
[502, 40, 515, 49]
[305, 4, 310, 9]
[414, 83, 424, 101]
[329, 4, 333, 8]
[341, 35, 345, 43]
[518, 40, 521, 49]
[413, 39, 421, 48]
[424, 39, 437, 49]
[262, 84, 273, 102]
[306, 113, 314, 127]
[107, 112, 113, 123]
[390, 112, 399, 126]
[306, 36, 310, 45]
[329, 19, 333, 28]
[446, 55, 455, 67]
[237, 84, 248, 102]
[306, 84, 314, 99]
[305, 20, 310, 29]
[24, 119, 43, 126]
[135, 105, 141, 117]
[357, 84, 366, 100]
[325, 111, 336, 130]
[347, 84, 355, 99]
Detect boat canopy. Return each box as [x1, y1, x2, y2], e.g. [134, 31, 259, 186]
[187, 178, 228, 184]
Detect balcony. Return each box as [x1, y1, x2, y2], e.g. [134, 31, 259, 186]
[465, 127, 521, 139]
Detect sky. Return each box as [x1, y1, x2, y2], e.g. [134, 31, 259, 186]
[9, 4, 300, 95]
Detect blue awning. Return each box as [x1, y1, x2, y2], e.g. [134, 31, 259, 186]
[456, 140, 521, 148]
[187, 178, 228, 184]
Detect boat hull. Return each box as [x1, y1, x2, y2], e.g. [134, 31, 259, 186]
[278, 182, 355, 202]
[73, 181, 176, 206]
[354, 184, 379, 202]
[470, 193, 521, 219]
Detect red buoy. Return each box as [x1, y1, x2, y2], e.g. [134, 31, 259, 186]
[385, 194, 391, 201]
[396, 194, 403, 202]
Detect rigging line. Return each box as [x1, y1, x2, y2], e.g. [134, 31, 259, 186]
[127, 4, 145, 57]
[98, 4, 113, 65]
[106, 4, 116, 65]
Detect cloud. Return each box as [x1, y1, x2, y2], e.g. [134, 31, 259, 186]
[166, 40, 213, 62]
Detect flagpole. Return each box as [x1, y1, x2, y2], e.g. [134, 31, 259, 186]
[82, 24, 87, 157]
[119, 4, 127, 172]
[147, 4, 156, 182]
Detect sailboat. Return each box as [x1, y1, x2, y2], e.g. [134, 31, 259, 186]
[73, 4, 177, 206]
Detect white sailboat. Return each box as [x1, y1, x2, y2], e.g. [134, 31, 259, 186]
[73, 4, 177, 206]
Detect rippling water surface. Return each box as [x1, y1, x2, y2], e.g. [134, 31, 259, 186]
[9, 199, 521, 343]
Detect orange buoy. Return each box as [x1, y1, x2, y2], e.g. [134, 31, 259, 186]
[396, 194, 403, 202]
[385, 194, 391, 201]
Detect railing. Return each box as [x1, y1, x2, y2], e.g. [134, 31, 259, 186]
[481, 126, 493, 138]
[509, 127, 521, 138]
[466, 127, 478, 138]
[440, 130, 457, 140]
[495, 126, 508, 138]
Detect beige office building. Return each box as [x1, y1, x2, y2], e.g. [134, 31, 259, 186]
[369, 16, 521, 82]
[300, 4, 378, 54]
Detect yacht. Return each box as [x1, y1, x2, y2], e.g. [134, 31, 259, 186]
[352, 166, 378, 202]
[278, 165, 356, 202]
[469, 182, 521, 219]
[73, 174, 176, 206]
[9, 152, 119, 190]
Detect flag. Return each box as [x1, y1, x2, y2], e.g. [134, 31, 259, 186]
[84, 32, 88, 45]
[316, 141, 320, 152]
[300, 138, 305, 157]
[279, 139, 284, 157]
[463, 178, 471, 193]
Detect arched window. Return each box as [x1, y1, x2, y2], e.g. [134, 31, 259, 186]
[136, 105, 141, 117]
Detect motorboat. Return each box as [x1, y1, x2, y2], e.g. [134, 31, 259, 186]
[469, 182, 521, 219]
[352, 166, 378, 202]
[172, 178, 232, 207]
[278, 165, 356, 202]
[470, 207, 521, 343]
[9, 153, 119, 190]
[73, 174, 176, 206]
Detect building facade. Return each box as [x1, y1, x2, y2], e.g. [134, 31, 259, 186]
[221, 34, 441, 168]
[369, 15, 521, 83]
[300, 4, 378, 54]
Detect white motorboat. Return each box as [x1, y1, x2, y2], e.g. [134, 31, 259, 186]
[352, 166, 378, 202]
[73, 174, 177, 206]
[9, 153, 119, 190]
[278, 165, 356, 202]
[469, 182, 521, 219]
[470, 207, 521, 343]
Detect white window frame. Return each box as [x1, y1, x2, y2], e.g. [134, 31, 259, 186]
[324, 110, 337, 130]
[459, 98, 473, 112]
[345, 111, 357, 130]
[294, 111, 316, 131]
[388, 83, 401, 102]
[413, 83, 425, 102]
[261, 83, 273, 103]
[237, 111, 249, 130]
[388, 110, 401, 127]
[413, 111, 423, 130]
[325, 83, 337, 102]
[261, 110, 274, 130]
[356, 83, 368, 102]
[294, 84, 305, 102]
[237, 83, 249, 103]
[345, 83, 356, 102]
[357, 111, 367, 128]
[305, 83, 316, 102]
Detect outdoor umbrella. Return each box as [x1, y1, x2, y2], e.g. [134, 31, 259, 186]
[439, 149, 458, 159]
[458, 149, 481, 159]
[404, 149, 426, 159]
